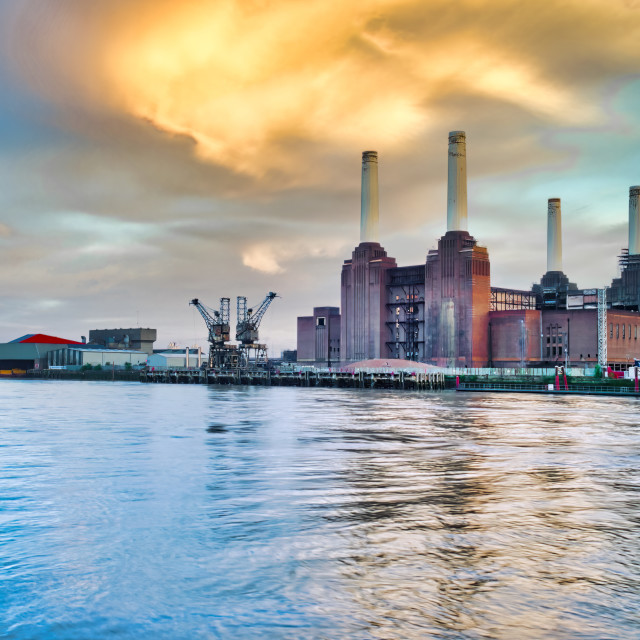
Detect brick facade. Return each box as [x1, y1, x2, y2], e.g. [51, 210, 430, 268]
[424, 231, 491, 367]
[340, 243, 397, 362]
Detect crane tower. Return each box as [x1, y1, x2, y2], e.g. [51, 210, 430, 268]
[236, 292, 278, 367]
[189, 297, 238, 369]
[190, 292, 278, 370]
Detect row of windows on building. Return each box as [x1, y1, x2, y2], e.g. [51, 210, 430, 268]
[545, 346, 594, 359]
[610, 323, 638, 340]
[546, 322, 640, 344]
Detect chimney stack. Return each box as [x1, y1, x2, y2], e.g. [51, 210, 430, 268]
[547, 198, 562, 272]
[629, 186, 640, 255]
[360, 151, 379, 243]
[447, 131, 468, 231]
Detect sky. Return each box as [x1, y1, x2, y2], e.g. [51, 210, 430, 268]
[0, 0, 639, 354]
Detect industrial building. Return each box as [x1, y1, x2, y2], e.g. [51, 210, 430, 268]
[88, 328, 157, 355]
[0, 332, 152, 374]
[298, 132, 640, 370]
[147, 346, 203, 370]
[46, 344, 148, 369]
[0, 325, 208, 373]
[296, 307, 340, 365]
[0, 334, 84, 373]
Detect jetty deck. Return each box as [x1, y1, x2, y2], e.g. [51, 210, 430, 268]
[457, 382, 640, 397]
[140, 369, 446, 390]
[23, 369, 640, 397]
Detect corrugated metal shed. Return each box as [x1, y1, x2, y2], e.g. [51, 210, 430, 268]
[47, 346, 148, 368]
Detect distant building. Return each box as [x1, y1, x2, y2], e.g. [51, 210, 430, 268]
[47, 345, 147, 369]
[341, 243, 396, 361]
[297, 307, 340, 365]
[281, 350, 297, 362]
[487, 309, 640, 368]
[297, 135, 640, 370]
[89, 328, 157, 355]
[147, 347, 202, 370]
[0, 334, 83, 373]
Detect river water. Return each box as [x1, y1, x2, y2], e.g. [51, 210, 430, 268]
[1, 380, 639, 639]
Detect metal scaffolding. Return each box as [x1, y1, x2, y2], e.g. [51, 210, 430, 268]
[598, 287, 607, 368]
[385, 285, 423, 361]
[490, 287, 537, 311]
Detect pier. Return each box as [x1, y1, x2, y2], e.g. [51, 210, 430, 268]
[140, 369, 446, 390]
[24, 368, 640, 396]
[457, 381, 640, 397]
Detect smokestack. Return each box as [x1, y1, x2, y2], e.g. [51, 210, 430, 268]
[360, 151, 379, 243]
[547, 198, 562, 272]
[629, 186, 640, 255]
[447, 131, 467, 231]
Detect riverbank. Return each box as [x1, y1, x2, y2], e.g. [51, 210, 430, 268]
[24, 369, 141, 382]
[20, 368, 640, 396]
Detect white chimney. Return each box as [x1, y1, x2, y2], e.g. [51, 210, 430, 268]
[447, 131, 467, 231]
[360, 151, 379, 243]
[629, 186, 640, 255]
[547, 198, 562, 272]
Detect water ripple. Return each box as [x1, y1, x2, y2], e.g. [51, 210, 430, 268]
[0, 381, 639, 639]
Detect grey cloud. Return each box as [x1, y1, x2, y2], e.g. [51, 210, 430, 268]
[1, 0, 640, 350]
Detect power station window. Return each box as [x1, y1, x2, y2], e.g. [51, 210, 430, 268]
[623, 325, 626, 339]
[629, 325, 632, 340]
[610, 324, 613, 338]
[616, 324, 619, 339]
[316, 317, 326, 327]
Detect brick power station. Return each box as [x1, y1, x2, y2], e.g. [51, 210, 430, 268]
[297, 132, 640, 370]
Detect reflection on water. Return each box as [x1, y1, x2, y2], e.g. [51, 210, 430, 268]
[1, 381, 639, 639]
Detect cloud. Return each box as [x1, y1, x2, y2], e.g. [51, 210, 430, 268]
[241, 237, 346, 273]
[1, 0, 640, 351]
[6, 0, 640, 184]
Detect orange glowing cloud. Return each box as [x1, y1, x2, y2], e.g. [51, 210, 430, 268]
[101, 0, 425, 177]
[6, 0, 640, 182]
[241, 236, 346, 273]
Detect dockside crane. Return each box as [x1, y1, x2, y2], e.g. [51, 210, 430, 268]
[189, 297, 237, 369]
[236, 292, 278, 344]
[235, 292, 278, 367]
[189, 292, 278, 370]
